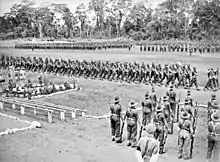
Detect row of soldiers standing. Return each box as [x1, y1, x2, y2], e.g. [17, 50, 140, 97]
[139, 42, 220, 54]
[14, 42, 132, 51]
[110, 87, 220, 162]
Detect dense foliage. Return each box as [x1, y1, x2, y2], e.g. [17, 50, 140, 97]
[0, 0, 219, 41]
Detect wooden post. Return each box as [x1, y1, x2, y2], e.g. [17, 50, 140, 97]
[60, 110, 65, 121]
[12, 103, 16, 109]
[47, 110, 53, 123]
[71, 111, 76, 119]
[20, 105, 25, 115]
[33, 108, 37, 115]
[82, 110, 85, 117]
[0, 100, 3, 110]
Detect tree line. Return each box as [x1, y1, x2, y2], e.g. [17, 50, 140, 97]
[0, 0, 219, 41]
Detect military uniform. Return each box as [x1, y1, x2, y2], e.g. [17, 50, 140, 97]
[153, 106, 169, 154]
[142, 93, 153, 126]
[125, 100, 139, 147]
[150, 87, 157, 111]
[177, 111, 193, 160]
[189, 67, 199, 90]
[206, 111, 220, 162]
[207, 94, 216, 122]
[163, 96, 174, 134]
[110, 97, 122, 143]
[136, 124, 159, 162]
[166, 85, 176, 116]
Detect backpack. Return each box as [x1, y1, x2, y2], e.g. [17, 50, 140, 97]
[142, 138, 157, 161]
[211, 121, 220, 136]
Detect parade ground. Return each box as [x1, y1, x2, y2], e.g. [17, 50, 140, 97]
[0, 48, 220, 162]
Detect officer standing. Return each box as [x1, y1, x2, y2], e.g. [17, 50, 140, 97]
[177, 111, 194, 160]
[110, 96, 123, 143]
[135, 123, 159, 162]
[206, 111, 220, 162]
[124, 100, 139, 147]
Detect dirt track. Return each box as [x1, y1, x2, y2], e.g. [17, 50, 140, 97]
[0, 49, 220, 162]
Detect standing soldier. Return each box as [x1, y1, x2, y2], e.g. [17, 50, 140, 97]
[153, 105, 170, 154]
[163, 96, 174, 134]
[135, 124, 159, 162]
[186, 90, 194, 107]
[177, 111, 194, 160]
[189, 44, 193, 56]
[110, 97, 123, 143]
[166, 85, 177, 118]
[150, 87, 158, 112]
[207, 94, 216, 122]
[206, 111, 220, 162]
[208, 101, 220, 122]
[141, 92, 153, 126]
[124, 100, 139, 147]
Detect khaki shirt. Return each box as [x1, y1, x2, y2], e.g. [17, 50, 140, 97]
[137, 135, 159, 162]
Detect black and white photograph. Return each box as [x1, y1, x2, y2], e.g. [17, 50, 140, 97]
[0, 0, 220, 162]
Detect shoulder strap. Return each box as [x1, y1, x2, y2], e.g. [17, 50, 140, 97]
[143, 139, 155, 158]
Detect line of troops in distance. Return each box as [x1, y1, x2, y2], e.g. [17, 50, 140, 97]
[1, 42, 220, 53]
[0, 55, 219, 91]
[3, 76, 78, 99]
[109, 87, 220, 162]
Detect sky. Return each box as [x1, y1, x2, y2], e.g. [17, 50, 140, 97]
[0, 0, 165, 16]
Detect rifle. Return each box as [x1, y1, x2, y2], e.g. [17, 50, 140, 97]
[138, 124, 143, 140]
[169, 115, 174, 134]
[176, 92, 181, 123]
[118, 114, 126, 143]
[190, 102, 198, 159]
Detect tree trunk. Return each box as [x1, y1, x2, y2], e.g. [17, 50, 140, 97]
[109, 24, 111, 38]
[39, 23, 43, 38]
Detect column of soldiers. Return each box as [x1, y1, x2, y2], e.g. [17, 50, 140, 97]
[110, 87, 220, 162]
[14, 42, 132, 51]
[2, 55, 218, 91]
[138, 41, 220, 54]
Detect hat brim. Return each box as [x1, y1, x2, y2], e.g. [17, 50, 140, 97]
[156, 107, 163, 112]
[129, 102, 137, 107]
[114, 98, 121, 103]
[180, 113, 191, 119]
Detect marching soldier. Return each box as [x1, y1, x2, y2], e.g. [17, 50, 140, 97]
[124, 100, 139, 147]
[135, 124, 159, 162]
[110, 96, 123, 143]
[177, 111, 194, 160]
[153, 105, 170, 154]
[189, 67, 199, 90]
[206, 111, 220, 162]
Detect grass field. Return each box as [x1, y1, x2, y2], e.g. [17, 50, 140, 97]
[0, 48, 220, 162]
[0, 114, 30, 132]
